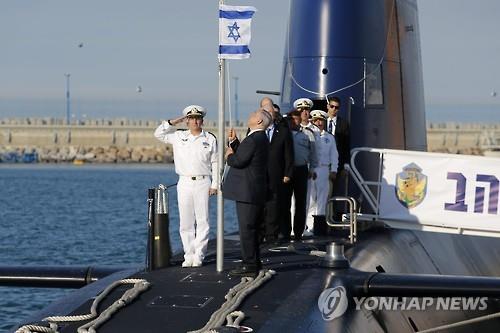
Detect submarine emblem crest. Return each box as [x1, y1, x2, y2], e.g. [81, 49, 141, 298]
[395, 163, 427, 209]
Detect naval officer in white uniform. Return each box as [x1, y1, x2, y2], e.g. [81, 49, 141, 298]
[154, 105, 217, 267]
[305, 110, 338, 234]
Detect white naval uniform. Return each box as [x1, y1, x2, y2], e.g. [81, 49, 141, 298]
[154, 121, 217, 263]
[306, 129, 338, 231]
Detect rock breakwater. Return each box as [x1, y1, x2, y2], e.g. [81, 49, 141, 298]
[0, 145, 174, 164]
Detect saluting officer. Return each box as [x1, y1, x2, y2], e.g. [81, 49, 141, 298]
[154, 105, 217, 268]
[305, 110, 338, 234]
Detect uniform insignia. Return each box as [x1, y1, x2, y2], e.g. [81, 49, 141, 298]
[325, 138, 329, 144]
[395, 163, 427, 208]
[202, 142, 210, 148]
[181, 138, 188, 142]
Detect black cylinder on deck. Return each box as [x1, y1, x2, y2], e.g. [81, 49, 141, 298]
[146, 188, 155, 271]
[366, 273, 500, 297]
[151, 186, 172, 270]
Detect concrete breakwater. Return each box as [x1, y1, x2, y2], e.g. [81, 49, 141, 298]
[0, 118, 246, 163]
[426, 122, 500, 155]
[1, 118, 499, 163]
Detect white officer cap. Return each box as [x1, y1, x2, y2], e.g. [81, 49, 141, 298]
[293, 98, 313, 109]
[183, 105, 206, 117]
[310, 110, 328, 120]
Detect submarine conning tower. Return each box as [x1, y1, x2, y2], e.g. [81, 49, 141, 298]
[280, 0, 426, 152]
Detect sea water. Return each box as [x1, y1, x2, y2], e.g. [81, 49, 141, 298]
[0, 164, 237, 332]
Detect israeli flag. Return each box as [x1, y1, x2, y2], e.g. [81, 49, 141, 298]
[219, 5, 257, 59]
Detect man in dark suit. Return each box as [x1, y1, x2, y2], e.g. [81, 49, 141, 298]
[223, 110, 272, 276]
[326, 96, 350, 198]
[259, 97, 294, 243]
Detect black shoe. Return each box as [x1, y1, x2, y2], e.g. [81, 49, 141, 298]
[277, 235, 291, 244]
[262, 236, 281, 247]
[263, 235, 277, 243]
[229, 264, 258, 277]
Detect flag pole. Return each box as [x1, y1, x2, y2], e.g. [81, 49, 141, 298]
[216, 0, 226, 273]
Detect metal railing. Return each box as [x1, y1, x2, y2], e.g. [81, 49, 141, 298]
[345, 147, 500, 238]
[326, 196, 358, 244]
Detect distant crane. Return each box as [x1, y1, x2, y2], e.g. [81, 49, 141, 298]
[65, 74, 71, 125]
[232, 77, 239, 125]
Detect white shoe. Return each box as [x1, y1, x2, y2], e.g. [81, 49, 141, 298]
[192, 259, 203, 267]
[302, 229, 314, 237]
[182, 259, 193, 267]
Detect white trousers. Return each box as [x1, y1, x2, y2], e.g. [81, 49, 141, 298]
[177, 176, 210, 262]
[306, 166, 330, 230]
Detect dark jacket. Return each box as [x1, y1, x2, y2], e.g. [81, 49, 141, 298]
[222, 130, 269, 204]
[335, 116, 350, 172]
[267, 118, 294, 191]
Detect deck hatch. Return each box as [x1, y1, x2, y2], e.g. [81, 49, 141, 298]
[148, 295, 213, 308]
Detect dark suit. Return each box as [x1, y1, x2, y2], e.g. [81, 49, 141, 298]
[333, 116, 350, 173]
[264, 118, 294, 240]
[329, 115, 350, 211]
[222, 130, 269, 265]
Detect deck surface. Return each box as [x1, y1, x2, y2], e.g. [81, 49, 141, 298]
[54, 236, 330, 332]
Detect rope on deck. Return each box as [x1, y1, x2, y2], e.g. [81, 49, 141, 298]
[14, 278, 150, 333]
[188, 269, 276, 333]
[226, 311, 245, 327]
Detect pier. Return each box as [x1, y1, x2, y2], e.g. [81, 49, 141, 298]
[1, 118, 499, 163]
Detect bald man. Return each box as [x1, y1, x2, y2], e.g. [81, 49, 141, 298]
[223, 110, 272, 276]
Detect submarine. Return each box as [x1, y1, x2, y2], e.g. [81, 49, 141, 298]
[5, 0, 500, 332]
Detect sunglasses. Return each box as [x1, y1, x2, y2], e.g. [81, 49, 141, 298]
[328, 105, 340, 109]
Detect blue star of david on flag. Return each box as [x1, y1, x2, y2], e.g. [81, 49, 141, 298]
[219, 5, 257, 60]
[227, 22, 241, 43]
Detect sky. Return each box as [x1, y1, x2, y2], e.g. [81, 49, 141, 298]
[0, 0, 499, 121]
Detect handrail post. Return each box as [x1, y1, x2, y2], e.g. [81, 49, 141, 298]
[326, 196, 358, 244]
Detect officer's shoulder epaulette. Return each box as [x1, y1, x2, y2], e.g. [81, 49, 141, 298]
[207, 131, 217, 143]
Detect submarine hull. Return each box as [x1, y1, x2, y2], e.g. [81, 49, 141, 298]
[12, 230, 500, 332]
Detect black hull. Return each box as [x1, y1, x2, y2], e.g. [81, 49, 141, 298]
[12, 229, 500, 332]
